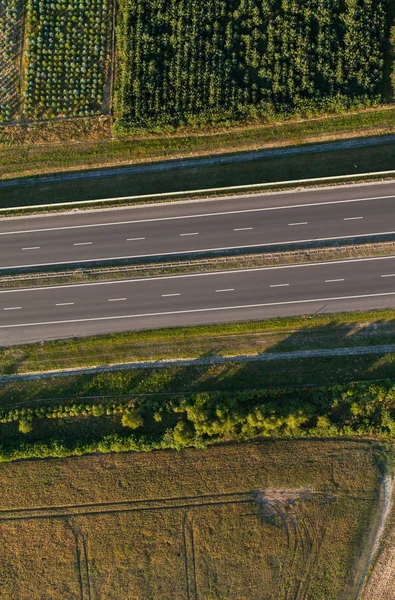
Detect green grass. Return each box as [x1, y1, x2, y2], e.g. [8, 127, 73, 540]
[3, 307, 395, 376]
[2, 351, 395, 407]
[1, 105, 395, 180]
[0, 439, 382, 600]
[1, 138, 395, 210]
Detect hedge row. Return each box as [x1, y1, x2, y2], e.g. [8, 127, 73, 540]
[2, 380, 395, 462]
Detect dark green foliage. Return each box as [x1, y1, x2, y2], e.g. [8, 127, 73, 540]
[0, 0, 22, 121]
[23, 0, 110, 118]
[115, 0, 389, 132]
[3, 380, 395, 462]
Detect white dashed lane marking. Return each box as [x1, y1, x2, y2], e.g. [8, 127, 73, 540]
[162, 293, 181, 297]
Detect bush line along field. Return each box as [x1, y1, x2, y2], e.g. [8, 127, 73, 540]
[2, 374, 395, 462]
[0, 440, 381, 599]
[115, 0, 392, 132]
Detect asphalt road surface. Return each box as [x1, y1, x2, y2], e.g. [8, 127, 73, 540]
[2, 181, 395, 269]
[2, 255, 395, 345]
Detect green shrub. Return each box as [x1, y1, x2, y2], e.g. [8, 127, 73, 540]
[18, 419, 33, 434]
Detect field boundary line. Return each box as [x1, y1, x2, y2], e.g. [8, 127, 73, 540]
[2, 343, 395, 381]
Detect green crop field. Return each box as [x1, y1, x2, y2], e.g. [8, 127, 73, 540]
[0, 439, 382, 599]
[1, 0, 395, 131]
[23, 0, 111, 119]
[0, 0, 23, 121]
[115, 0, 391, 132]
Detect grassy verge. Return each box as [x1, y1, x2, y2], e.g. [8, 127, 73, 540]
[0, 439, 381, 600]
[1, 139, 395, 212]
[1, 106, 395, 180]
[3, 307, 395, 375]
[2, 240, 395, 288]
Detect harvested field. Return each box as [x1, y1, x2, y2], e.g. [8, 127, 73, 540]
[0, 440, 382, 599]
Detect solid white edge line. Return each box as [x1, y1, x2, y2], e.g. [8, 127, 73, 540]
[4, 232, 395, 271]
[1, 193, 395, 236]
[4, 290, 395, 329]
[1, 254, 395, 295]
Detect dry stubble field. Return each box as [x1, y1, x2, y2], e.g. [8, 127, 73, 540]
[0, 439, 382, 600]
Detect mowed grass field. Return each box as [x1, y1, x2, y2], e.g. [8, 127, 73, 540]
[0, 439, 382, 600]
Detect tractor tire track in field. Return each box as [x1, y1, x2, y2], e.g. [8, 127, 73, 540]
[0, 491, 253, 521]
[65, 520, 92, 600]
[183, 512, 198, 600]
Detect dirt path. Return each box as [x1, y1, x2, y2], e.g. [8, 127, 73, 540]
[358, 476, 395, 599]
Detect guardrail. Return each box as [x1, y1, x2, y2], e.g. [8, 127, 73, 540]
[1, 241, 395, 284]
[1, 169, 395, 212]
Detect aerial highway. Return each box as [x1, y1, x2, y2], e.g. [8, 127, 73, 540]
[2, 255, 395, 345]
[1, 181, 395, 269]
